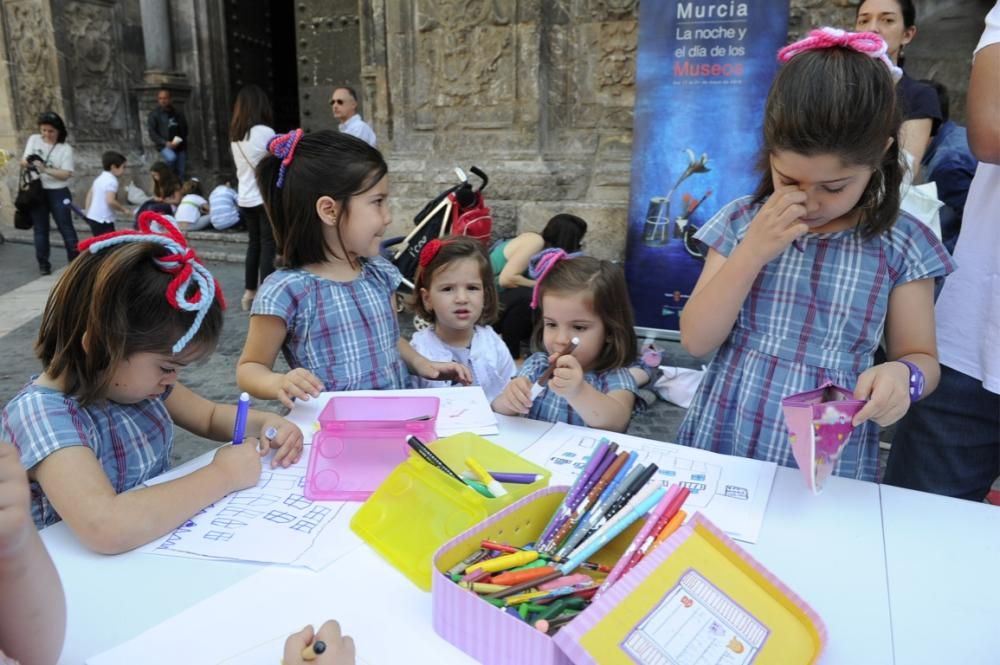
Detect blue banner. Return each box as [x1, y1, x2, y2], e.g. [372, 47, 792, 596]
[625, 1, 789, 333]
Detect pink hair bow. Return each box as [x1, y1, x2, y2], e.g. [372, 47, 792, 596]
[528, 248, 582, 309]
[778, 28, 902, 82]
[267, 128, 305, 188]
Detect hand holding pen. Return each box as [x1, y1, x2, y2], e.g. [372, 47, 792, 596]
[530, 337, 580, 400]
[283, 620, 356, 665]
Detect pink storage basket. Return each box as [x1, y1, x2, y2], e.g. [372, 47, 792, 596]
[305, 395, 439, 501]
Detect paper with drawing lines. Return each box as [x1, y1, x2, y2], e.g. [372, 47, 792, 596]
[520, 423, 777, 543]
[139, 447, 361, 570]
[285, 386, 499, 442]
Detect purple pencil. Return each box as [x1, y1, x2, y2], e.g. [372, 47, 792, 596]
[489, 471, 543, 484]
[539, 442, 618, 552]
[536, 438, 610, 549]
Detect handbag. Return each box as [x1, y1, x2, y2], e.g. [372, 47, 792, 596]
[14, 166, 43, 213]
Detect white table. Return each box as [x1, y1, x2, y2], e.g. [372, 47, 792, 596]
[40, 412, 977, 665]
[881, 485, 1000, 665]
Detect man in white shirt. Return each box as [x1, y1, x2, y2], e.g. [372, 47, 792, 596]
[84, 151, 131, 236]
[331, 86, 376, 147]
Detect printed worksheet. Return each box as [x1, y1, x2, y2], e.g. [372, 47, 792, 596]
[286, 386, 499, 442]
[520, 423, 776, 543]
[139, 447, 361, 570]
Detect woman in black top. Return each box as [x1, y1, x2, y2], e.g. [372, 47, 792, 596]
[856, 0, 942, 180]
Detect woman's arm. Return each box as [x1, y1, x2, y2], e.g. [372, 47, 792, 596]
[498, 233, 544, 289]
[900, 118, 934, 180]
[0, 443, 66, 665]
[41, 164, 73, 181]
[968, 42, 1000, 164]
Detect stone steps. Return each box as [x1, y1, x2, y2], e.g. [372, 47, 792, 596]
[1, 220, 249, 263]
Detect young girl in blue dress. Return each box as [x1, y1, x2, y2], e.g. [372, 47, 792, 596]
[493, 250, 642, 432]
[0, 214, 303, 553]
[237, 130, 470, 408]
[410, 236, 516, 402]
[677, 29, 955, 481]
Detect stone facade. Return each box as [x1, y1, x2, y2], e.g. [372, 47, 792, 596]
[0, 0, 988, 257]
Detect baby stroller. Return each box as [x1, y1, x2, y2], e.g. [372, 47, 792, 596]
[381, 166, 492, 292]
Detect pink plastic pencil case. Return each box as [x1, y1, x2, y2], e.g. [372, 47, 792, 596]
[781, 382, 866, 494]
[305, 395, 439, 501]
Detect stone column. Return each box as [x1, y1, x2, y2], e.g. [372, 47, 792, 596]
[139, 0, 175, 74]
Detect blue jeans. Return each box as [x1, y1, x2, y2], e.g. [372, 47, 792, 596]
[160, 146, 186, 180]
[883, 364, 1000, 501]
[30, 187, 78, 268]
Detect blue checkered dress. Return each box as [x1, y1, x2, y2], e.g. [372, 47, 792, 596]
[518, 352, 641, 427]
[676, 196, 955, 481]
[252, 256, 409, 391]
[2, 381, 174, 528]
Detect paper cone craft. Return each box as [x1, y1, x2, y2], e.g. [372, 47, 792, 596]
[781, 383, 866, 494]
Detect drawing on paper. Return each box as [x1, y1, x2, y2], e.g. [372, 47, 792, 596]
[214, 633, 372, 665]
[520, 423, 777, 543]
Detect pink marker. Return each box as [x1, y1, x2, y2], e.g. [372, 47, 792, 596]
[538, 573, 592, 591]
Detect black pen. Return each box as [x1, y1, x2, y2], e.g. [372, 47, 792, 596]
[405, 435, 466, 484]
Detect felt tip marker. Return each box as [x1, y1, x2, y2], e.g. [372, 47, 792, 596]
[405, 435, 466, 484]
[301, 639, 326, 661]
[232, 392, 250, 444]
[530, 336, 580, 399]
[466, 456, 508, 497]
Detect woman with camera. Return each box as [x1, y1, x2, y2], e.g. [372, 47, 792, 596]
[21, 111, 78, 275]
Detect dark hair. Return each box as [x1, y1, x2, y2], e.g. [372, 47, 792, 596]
[921, 79, 949, 121]
[531, 256, 637, 374]
[215, 173, 236, 188]
[37, 111, 67, 143]
[229, 85, 274, 142]
[35, 242, 224, 406]
[855, 0, 915, 28]
[412, 236, 498, 325]
[541, 214, 588, 253]
[336, 86, 359, 102]
[751, 47, 903, 239]
[256, 130, 388, 268]
[150, 161, 180, 200]
[101, 151, 127, 171]
[180, 178, 204, 197]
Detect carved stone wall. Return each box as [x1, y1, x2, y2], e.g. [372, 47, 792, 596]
[1, 1, 63, 130]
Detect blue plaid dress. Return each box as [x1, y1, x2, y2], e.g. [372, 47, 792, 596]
[2, 381, 174, 528]
[677, 196, 955, 481]
[252, 256, 409, 391]
[518, 352, 641, 426]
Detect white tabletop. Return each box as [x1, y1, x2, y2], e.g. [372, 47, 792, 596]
[880, 484, 1000, 665]
[39, 411, 987, 664]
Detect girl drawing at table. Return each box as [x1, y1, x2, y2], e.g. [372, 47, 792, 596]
[676, 29, 954, 481]
[410, 236, 516, 402]
[493, 251, 642, 432]
[236, 130, 471, 408]
[0, 214, 304, 554]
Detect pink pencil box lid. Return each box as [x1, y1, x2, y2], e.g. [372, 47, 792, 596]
[305, 395, 439, 502]
[781, 382, 866, 494]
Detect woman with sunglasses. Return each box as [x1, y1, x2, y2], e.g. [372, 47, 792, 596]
[20, 111, 78, 275]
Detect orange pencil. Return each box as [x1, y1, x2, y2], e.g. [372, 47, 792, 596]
[649, 510, 687, 553]
[491, 565, 559, 586]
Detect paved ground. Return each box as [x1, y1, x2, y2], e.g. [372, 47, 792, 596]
[0, 227, 695, 466]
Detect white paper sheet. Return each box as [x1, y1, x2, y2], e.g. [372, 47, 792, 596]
[286, 386, 499, 442]
[87, 547, 472, 665]
[520, 423, 777, 543]
[139, 447, 362, 570]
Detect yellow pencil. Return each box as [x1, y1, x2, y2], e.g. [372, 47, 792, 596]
[465, 456, 508, 497]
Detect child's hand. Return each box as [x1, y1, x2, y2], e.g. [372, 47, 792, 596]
[211, 439, 263, 493]
[852, 361, 911, 427]
[493, 376, 534, 415]
[548, 353, 585, 400]
[261, 417, 304, 469]
[0, 442, 31, 558]
[283, 620, 356, 665]
[417, 359, 473, 385]
[742, 185, 810, 265]
[277, 368, 324, 410]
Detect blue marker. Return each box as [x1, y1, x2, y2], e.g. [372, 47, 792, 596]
[232, 392, 250, 444]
